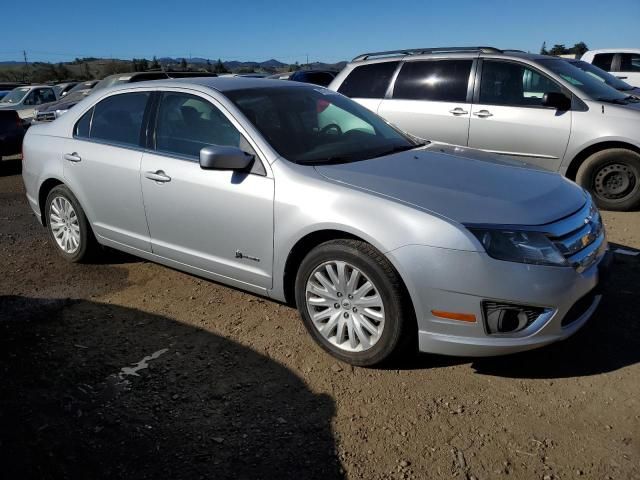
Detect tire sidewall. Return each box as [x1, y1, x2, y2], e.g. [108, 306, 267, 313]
[577, 149, 640, 211]
[295, 241, 406, 366]
[45, 185, 90, 262]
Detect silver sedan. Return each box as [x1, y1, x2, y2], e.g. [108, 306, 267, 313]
[21, 78, 610, 365]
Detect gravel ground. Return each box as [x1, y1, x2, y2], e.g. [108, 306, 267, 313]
[1, 161, 639, 480]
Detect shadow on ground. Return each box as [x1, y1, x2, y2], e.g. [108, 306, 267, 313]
[0, 159, 21, 177]
[0, 296, 343, 480]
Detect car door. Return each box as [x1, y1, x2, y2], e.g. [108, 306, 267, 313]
[140, 90, 274, 289]
[377, 59, 474, 145]
[62, 91, 152, 252]
[467, 59, 571, 171]
[336, 61, 400, 114]
[617, 53, 640, 88]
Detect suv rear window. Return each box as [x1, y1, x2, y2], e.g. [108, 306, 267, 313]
[337, 62, 399, 99]
[592, 53, 615, 71]
[620, 53, 640, 72]
[393, 60, 472, 102]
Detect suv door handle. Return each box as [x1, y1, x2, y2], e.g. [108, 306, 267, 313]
[449, 107, 468, 116]
[144, 170, 171, 183]
[473, 110, 493, 118]
[64, 152, 81, 162]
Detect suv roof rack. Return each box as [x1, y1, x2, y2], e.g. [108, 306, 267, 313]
[352, 46, 503, 62]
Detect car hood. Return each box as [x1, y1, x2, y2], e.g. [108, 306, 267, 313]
[37, 94, 85, 112]
[315, 143, 586, 226]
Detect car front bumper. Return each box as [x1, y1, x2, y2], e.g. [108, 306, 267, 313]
[387, 242, 610, 357]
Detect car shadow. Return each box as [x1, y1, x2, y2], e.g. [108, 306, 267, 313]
[0, 159, 22, 177]
[0, 295, 343, 480]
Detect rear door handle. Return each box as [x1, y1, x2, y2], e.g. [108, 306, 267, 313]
[144, 170, 171, 183]
[449, 107, 468, 116]
[64, 152, 81, 162]
[473, 110, 493, 118]
[616, 76, 628, 80]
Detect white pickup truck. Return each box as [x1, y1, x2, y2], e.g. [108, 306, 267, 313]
[582, 49, 640, 88]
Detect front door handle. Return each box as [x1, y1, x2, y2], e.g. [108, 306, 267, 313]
[64, 152, 81, 162]
[616, 76, 628, 80]
[144, 170, 171, 183]
[449, 107, 469, 116]
[473, 110, 493, 118]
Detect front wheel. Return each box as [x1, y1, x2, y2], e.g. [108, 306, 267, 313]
[576, 148, 640, 211]
[295, 239, 414, 366]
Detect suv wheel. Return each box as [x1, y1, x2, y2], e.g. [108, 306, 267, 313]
[295, 239, 414, 366]
[45, 185, 97, 262]
[576, 148, 640, 211]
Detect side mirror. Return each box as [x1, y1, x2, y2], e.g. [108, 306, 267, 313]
[542, 92, 571, 111]
[199, 145, 254, 171]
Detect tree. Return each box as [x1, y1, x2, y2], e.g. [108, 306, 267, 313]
[570, 42, 589, 57]
[214, 59, 229, 74]
[56, 63, 71, 80]
[180, 58, 188, 70]
[83, 62, 92, 79]
[548, 44, 567, 56]
[540, 41, 548, 55]
[206, 59, 213, 73]
[289, 61, 301, 72]
[151, 56, 160, 69]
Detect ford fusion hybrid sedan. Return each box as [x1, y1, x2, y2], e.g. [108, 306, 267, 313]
[22, 78, 609, 366]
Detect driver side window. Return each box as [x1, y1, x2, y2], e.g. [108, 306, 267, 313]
[155, 92, 255, 161]
[480, 61, 562, 107]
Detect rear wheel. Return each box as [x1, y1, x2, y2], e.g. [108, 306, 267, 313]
[295, 239, 414, 366]
[576, 148, 640, 211]
[45, 185, 97, 262]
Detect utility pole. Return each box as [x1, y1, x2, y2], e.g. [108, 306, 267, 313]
[306, 53, 309, 68]
[22, 50, 28, 83]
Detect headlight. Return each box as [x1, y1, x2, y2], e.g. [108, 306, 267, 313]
[469, 229, 568, 267]
[55, 109, 69, 118]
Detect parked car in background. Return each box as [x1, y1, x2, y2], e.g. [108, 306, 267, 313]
[22, 77, 609, 365]
[54, 82, 79, 98]
[34, 72, 218, 122]
[34, 80, 100, 122]
[0, 91, 10, 100]
[0, 110, 26, 160]
[0, 85, 58, 120]
[566, 59, 640, 98]
[269, 70, 337, 86]
[329, 46, 640, 211]
[582, 49, 640, 88]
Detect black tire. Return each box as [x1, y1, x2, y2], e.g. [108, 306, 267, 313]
[45, 185, 98, 263]
[294, 239, 415, 367]
[576, 148, 640, 211]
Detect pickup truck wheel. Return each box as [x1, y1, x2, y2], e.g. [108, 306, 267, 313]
[295, 239, 415, 367]
[45, 185, 97, 263]
[576, 148, 640, 211]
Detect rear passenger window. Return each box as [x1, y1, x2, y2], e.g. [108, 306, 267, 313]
[393, 60, 472, 102]
[592, 53, 615, 71]
[620, 53, 640, 72]
[338, 62, 399, 99]
[74, 108, 93, 138]
[88, 92, 150, 147]
[154, 92, 251, 160]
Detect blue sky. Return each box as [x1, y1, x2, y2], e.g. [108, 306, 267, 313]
[1, 0, 638, 64]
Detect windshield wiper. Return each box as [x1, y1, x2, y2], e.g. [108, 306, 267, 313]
[369, 142, 427, 159]
[597, 97, 629, 105]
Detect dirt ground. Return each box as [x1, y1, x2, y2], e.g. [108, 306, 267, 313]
[1, 160, 639, 480]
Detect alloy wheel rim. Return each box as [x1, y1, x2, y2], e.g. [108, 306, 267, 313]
[49, 196, 81, 254]
[594, 163, 636, 200]
[305, 261, 385, 353]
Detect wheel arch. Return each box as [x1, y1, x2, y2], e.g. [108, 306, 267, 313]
[566, 141, 640, 181]
[38, 178, 65, 226]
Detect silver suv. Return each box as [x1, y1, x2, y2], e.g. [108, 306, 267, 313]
[329, 47, 640, 211]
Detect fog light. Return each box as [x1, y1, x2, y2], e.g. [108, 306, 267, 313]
[482, 301, 547, 334]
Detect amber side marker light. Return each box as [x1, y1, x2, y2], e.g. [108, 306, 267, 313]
[431, 310, 477, 323]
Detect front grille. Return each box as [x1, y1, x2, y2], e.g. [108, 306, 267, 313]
[545, 201, 606, 272]
[561, 290, 597, 327]
[35, 112, 56, 122]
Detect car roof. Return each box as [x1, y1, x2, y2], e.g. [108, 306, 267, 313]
[586, 48, 640, 54]
[349, 47, 550, 64]
[109, 76, 310, 93]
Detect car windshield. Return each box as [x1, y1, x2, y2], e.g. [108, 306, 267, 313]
[68, 81, 96, 94]
[570, 60, 634, 91]
[538, 58, 629, 102]
[226, 86, 420, 164]
[0, 87, 30, 104]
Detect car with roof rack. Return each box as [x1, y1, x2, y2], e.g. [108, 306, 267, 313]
[329, 46, 640, 211]
[22, 76, 610, 365]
